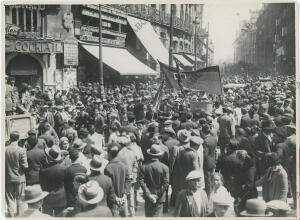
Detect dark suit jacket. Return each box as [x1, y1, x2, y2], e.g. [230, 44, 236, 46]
[64, 163, 87, 206]
[54, 112, 64, 134]
[39, 162, 67, 208]
[203, 135, 218, 159]
[74, 204, 112, 217]
[240, 114, 252, 128]
[104, 158, 128, 198]
[89, 173, 116, 207]
[26, 147, 46, 185]
[139, 159, 169, 203]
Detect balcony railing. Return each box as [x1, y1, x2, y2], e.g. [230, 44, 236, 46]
[109, 4, 194, 35]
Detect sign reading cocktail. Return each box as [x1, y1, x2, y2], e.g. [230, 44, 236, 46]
[5, 39, 63, 53]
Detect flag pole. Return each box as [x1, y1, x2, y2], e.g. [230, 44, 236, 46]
[169, 4, 174, 67]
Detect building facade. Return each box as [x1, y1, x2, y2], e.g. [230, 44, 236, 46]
[5, 5, 78, 91]
[5, 4, 212, 90]
[234, 3, 295, 75]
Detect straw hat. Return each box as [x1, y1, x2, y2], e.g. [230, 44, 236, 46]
[147, 144, 164, 157]
[240, 199, 273, 216]
[78, 180, 104, 205]
[23, 185, 49, 204]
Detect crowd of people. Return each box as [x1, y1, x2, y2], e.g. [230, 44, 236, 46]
[5, 73, 297, 217]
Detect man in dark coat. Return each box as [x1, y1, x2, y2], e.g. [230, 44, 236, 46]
[25, 129, 47, 150]
[75, 181, 112, 217]
[88, 155, 115, 209]
[39, 145, 67, 216]
[202, 124, 218, 159]
[104, 142, 129, 217]
[54, 106, 64, 136]
[25, 135, 46, 185]
[217, 107, 234, 154]
[64, 148, 87, 207]
[253, 120, 276, 178]
[180, 112, 198, 131]
[139, 144, 169, 217]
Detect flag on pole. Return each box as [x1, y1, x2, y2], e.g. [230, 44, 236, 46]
[153, 80, 164, 112]
[159, 61, 222, 95]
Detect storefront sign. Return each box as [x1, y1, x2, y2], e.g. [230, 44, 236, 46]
[81, 9, 127, 25]
[5, 39, 63, 53]
[79, 35, 125, 47]
[64, 42, 78, 66]
[11, 69, 38, 76]
[5, 24, 20, 36]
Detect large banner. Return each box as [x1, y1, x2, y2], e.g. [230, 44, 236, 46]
[159, 62, 222, 95]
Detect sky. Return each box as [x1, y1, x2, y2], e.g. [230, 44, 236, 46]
[202, 0, 262, 65]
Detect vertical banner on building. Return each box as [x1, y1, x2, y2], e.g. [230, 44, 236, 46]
[63, 40, 78, 66]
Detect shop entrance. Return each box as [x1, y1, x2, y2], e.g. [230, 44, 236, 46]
[6, 55, 43, 89]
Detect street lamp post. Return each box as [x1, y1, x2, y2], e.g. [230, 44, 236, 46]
[169, 4, 174, 67]
[193, 16, 200, 70]
[99, 4, 105, 99]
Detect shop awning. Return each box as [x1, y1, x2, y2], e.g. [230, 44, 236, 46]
[173, 54, 193, 67]
[81, 44, 157, 76]
[184, 54, 205, 63]
[127, 16, 174, 66]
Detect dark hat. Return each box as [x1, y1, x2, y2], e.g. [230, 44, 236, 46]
[261, 120, 276, 130]
[106, 142, 121, 153]
[274, 127, 288, 139]
[45, 145, 62, 161]
[28, 129, 38, 135]
[73, 139, 87, 150]
[202, 124, 211, 134]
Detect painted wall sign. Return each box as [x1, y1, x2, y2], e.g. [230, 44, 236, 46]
[64, 42, 78, 66]
[5, 39, 63, 53]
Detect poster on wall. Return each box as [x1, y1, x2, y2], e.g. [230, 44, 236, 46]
[55, 69, 63, 90]
[64, 41, 78, 66]
[63, 67, 77, 89]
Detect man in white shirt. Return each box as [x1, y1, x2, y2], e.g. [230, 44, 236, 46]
[88, 124, 105, 153]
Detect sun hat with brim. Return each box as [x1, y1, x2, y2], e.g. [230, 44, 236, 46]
[90, 155, 104, 171]
[163, 120, 173, 126]
[147, 144, 164, 157]
[212, 189, 234, 206]
[177, 129, 190, 143]
[56, 105, 64, 110]
[185, 170, 202, 181]
[73, 139, 87, 150]
[45, 145, 62, 161]
[240, 199, 273, 217]
[23, 184, 49, 204]
[78, 180, 104, 205]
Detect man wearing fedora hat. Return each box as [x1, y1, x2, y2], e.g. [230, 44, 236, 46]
[5, 131, 28, 217]
[169, 129, 191, 206]
[88, 155, 115, 209]
[20, 185, 49, 217]
[253, 119, 276, 178]
[39, 145, 67, 216]
[139, 144, 169, 217]
[64, 148, 87, 208]
[75, 180, 112, 217]
[174, 170, 209, 217]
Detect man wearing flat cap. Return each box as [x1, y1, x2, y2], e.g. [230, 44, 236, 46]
[5, 131, 28, 217]
[174, 170, 209, 217]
